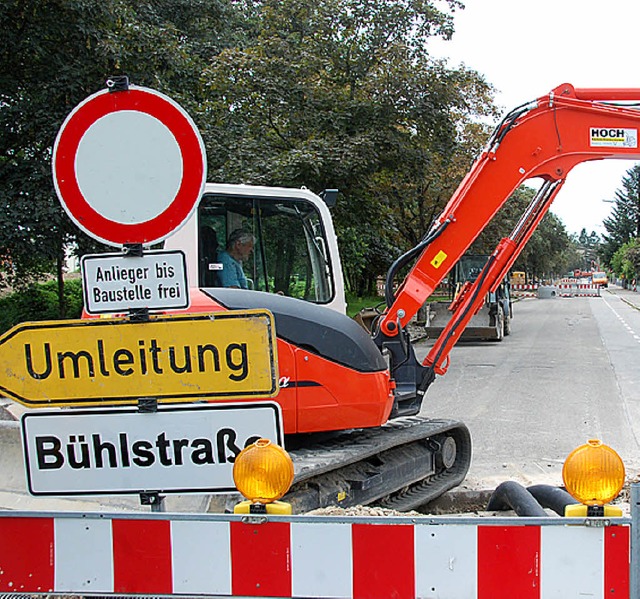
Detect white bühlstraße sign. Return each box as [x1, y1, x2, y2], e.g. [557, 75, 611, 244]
[21, 402, 283, 496]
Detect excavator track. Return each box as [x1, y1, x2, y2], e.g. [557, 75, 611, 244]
[285, 417, 471, 513]
[209, 417, 471, 514]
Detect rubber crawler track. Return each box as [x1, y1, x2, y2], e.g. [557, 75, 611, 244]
[282, 417, 472, 512]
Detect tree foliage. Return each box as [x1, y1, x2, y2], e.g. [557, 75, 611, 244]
[573, 227, 601, 274]
[611, 238, 640, 283]
[0, 0, 243, 304]
[200, 0, 497, 294]
[600, 164, 640, 267]
[0, 0, 578, 307]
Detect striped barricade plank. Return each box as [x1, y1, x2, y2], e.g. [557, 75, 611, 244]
[512, 284, 601, 298]
[0, 514, 630, 598]
[556, 284, 601, 297]
[511, 284, 538, 297]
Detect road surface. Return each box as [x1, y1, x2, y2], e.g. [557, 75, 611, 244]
[415, 285, 640, 492]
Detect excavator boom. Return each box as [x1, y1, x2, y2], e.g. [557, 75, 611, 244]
[379, 83, 640, 384]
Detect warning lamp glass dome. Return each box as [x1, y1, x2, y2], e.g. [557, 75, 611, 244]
[562, 439, 625, 506]
[233, 439, 294, 503]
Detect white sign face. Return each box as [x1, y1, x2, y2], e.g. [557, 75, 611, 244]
[76, 111, 183, 225]
[52, 85, 207, 247]
[21, 402, 283, 496]
[81, 250, 189, 313]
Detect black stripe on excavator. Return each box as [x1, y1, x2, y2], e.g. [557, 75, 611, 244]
[283, 380, 321, 388]
[200, 288, 388, 374]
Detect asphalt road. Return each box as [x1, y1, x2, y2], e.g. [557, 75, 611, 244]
[414, 286, 640, 491]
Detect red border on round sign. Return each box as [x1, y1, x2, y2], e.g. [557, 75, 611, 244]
[52, 86, 206, 246]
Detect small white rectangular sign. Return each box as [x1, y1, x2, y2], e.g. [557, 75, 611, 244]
[590, 127, 638, 148]
[21, 402, 283, 496]
[81, 250, 189, 314]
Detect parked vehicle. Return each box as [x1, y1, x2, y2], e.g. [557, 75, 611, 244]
[592, 271, 609, 287]
[424, 254, 513, 341]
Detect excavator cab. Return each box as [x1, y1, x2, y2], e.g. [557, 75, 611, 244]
[165, 184, 347, 313]
[198, 194, 332, 297]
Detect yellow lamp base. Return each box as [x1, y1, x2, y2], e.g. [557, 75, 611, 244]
[564, 504, 623, 517]
[234, 500, 292, 515]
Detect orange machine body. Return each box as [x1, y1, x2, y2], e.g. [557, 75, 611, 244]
[185, 288, 395, 435]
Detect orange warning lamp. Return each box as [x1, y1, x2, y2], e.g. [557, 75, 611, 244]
[233, 439, 294, 514]
[562, 439, 625, 517]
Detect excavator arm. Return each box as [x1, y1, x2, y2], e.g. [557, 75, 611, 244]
[375, 83, 640, 401]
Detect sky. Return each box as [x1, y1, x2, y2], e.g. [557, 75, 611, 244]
[428, 0, 640, 236]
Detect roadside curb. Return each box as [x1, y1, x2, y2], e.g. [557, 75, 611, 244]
[619, 297, 640, 311]
[0, 403, 18, 421]
[603, 287, 640, 311]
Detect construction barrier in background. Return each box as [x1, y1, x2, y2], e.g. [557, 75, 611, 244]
[0, 505, 636, 598]
[511, 283, 601, 298]
[511, 284, 538, 297]
[556, 283, 601, 297]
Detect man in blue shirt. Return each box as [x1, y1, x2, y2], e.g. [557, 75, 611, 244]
[218, 229, 255, 289]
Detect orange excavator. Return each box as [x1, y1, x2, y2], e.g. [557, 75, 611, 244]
[167, 84, 640, 512]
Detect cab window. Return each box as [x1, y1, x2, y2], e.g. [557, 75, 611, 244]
[197, 193, 335, 303]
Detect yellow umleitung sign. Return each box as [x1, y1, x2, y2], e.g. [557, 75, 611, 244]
[0, 310, 278, 408]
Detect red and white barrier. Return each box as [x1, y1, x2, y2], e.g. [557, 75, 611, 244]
[0, 514, 629, 598]
[511, 284, 539, 297]
[511, 283, 601, 298]
[556, 283, 601, 297]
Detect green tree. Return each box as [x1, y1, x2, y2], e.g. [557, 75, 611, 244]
[520, 212, 574, 280]
[200, 0, 497, 295]
[0, 0, 243, 312]
[574, 227, 601, 272]
[611, 238, 640, 284]
[601, 165, 640, 267]
[3, 0, 552, 305]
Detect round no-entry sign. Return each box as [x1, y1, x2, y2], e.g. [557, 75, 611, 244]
[52, 85, 206, 247]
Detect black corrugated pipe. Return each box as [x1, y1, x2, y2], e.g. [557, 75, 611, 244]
[486, 481, 548, 517]
[527, 484, 579, 516]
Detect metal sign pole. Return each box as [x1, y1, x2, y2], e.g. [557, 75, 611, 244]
[137, 396, 165, 512]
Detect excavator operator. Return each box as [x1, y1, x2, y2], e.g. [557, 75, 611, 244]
[218, 228, 254, 289]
